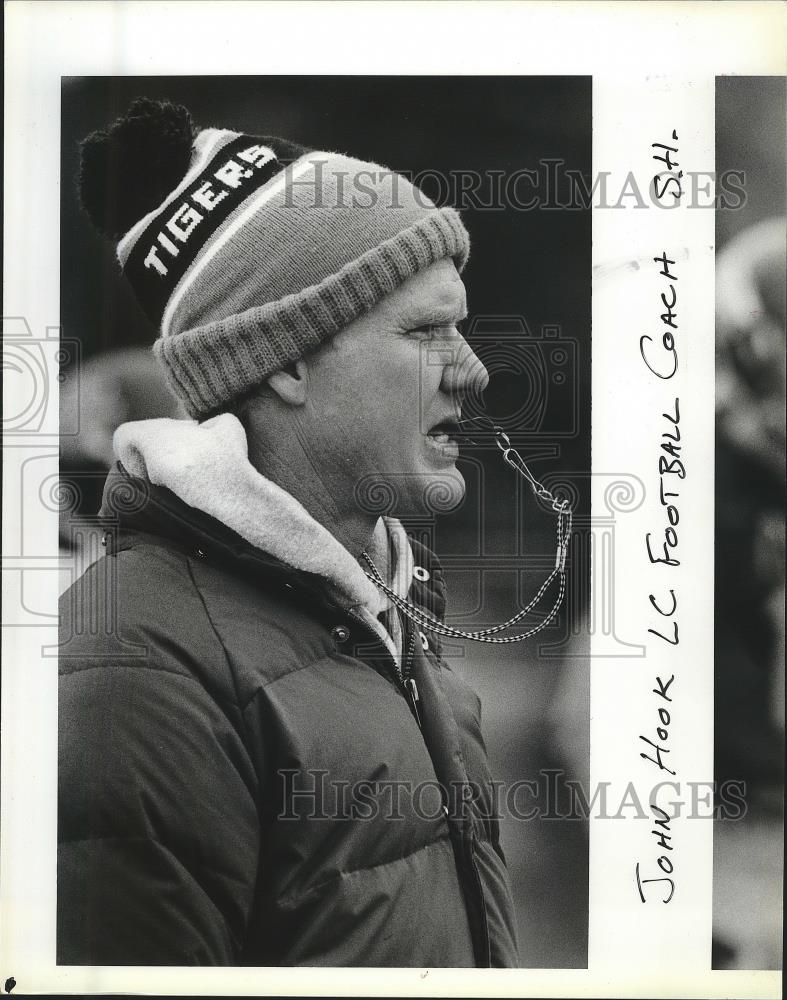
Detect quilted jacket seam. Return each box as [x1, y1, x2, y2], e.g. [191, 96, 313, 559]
[278, 833, 453, 909]
[239, 653, 348, 712]
[184, 555, 249, 736]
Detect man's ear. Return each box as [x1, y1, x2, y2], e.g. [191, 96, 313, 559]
[266, 359, 309, 405]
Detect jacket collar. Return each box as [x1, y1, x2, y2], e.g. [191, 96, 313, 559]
[101, 414, 445, 623]
[100, 463, 447, 632]
[112, 414, 398, 615]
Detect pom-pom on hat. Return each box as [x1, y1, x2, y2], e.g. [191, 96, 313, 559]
[79, 98, 471, 419]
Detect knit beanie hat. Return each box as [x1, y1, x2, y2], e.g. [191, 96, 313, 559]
[79, 98, 471, 418]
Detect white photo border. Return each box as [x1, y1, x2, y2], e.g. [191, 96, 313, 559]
[3, 1, 785, 996]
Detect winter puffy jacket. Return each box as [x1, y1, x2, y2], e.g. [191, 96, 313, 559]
[58, 449, 520, 966]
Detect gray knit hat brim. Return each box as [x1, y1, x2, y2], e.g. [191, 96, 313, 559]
[154, 206, 470, 418]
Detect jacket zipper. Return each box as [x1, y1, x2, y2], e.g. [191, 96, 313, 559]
[347, 609, 422, 729]
[346, 608, 489, 964]
[466, 830, 492, 966]
[401, 627, 421, 729]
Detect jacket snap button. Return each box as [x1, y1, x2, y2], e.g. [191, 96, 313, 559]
[330, 625, 350, 644]
[420, 631, 430, 651]
[195, 549, 206, 559]
[413, 566, 430, 582]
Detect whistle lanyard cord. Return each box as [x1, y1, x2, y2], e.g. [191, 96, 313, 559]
[362, 421, 573, 644]
[364, 555, 566, 643]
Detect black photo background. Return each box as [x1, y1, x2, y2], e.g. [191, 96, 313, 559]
[60, 76, 592, 966]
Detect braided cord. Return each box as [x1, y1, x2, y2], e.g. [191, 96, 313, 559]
[363, 506, 572, 645]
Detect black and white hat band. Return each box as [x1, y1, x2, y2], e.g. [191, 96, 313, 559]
[121, 133, 309, 326]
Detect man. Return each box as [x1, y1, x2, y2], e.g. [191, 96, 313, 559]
[58, 98, 520, 967]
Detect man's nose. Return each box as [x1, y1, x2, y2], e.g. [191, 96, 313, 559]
[439, 333, 490, 401]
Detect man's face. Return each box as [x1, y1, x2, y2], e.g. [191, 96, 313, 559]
[299, 259, 489, 518]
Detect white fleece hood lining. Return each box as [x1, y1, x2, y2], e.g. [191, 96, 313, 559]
[113, 414, 415, 661]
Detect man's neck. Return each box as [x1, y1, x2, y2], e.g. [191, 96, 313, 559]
[247, 436, 377, 560]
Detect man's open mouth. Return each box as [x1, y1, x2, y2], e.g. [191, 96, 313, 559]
[426, 419, 461, 444]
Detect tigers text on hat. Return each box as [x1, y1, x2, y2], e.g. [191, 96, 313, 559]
[79, 99, 470, 418]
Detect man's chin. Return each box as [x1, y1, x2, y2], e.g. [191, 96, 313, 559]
[419, 469, 466, 514]
[353, 469, 466, 519]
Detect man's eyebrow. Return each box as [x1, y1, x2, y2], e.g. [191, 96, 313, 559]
[408, 305, 468, 327]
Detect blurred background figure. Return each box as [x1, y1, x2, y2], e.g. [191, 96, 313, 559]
[716, 215, 786, 789]
[58, 346, 185, 585]
[713, 74, 785, 972]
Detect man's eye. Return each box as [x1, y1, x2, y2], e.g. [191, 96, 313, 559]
[408, 324, 461, 339]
